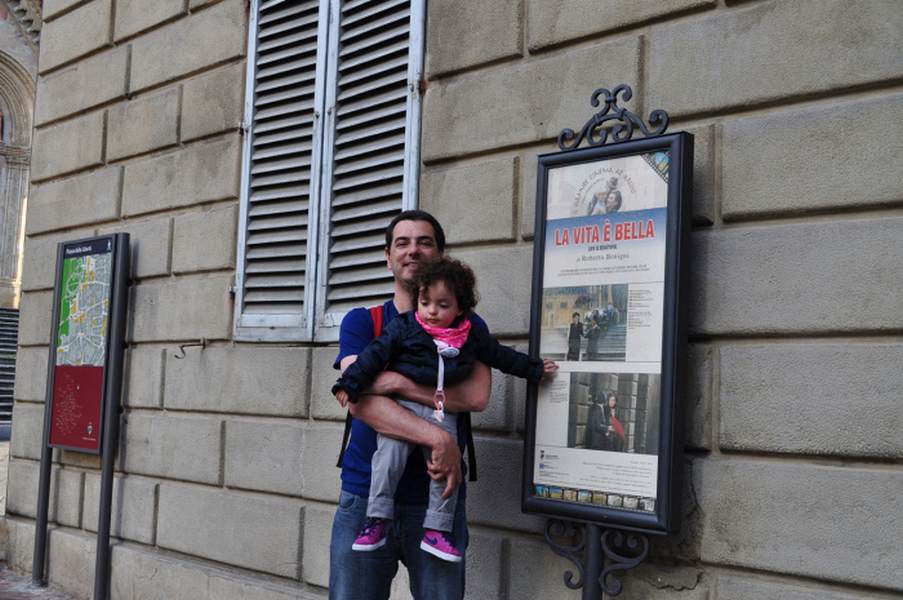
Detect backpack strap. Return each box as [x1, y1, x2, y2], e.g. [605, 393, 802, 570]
[461, 412, 477, 482]
[336, 305, 384, 469]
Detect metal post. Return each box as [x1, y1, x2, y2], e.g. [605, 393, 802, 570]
[582, 523, 603, 600]
[33, 242, 66, 586]
[93, 233, 129, 600]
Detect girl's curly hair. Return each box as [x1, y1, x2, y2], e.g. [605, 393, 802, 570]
[409, 257, 479, 314]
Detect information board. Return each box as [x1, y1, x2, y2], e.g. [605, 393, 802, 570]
[48, 237, 114, 453]
[522, 133, 692, 534]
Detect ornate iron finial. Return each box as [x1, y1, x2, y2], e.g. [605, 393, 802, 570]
[545, 519, 586, 590]
[557, 84, 669, 151]
[599, 528, 651, 596]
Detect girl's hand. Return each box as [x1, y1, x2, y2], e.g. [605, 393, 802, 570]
[541, 359, 559, 379]
[335, 389, 349, 407]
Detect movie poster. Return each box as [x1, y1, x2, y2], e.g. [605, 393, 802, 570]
[532, 151, 670, 514]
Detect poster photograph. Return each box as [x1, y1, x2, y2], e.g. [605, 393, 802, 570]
[523, 133, 692, 534]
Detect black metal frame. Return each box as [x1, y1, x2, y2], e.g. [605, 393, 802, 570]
[521, 132, 692, 536]
[33, 233, 129, 600]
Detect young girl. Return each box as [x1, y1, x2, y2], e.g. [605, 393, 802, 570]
[333, 257, 557, 562]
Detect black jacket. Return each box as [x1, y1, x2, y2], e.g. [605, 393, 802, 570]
[333, 311, 544, 402]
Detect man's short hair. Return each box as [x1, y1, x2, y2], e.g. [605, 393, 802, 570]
[385, 210, 446, 252]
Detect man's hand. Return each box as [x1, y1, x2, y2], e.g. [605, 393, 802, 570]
[335, 389, 350, 407]
[426, 429, 462, 499]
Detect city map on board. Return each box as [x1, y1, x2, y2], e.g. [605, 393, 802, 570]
[50, 238, 114, 452]
[56, 252, 111, 366]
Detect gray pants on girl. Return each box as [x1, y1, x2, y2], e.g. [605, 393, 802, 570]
[367, 399, 458, 532]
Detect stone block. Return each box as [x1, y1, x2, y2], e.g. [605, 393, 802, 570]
[689, 217, 903, 336]
[722, 95, 903, 220]
[471, 366, 516, 432]
[301, 503, 334, 587]
[224, 419, 304, 496]
[121, 412, 222, 484]
[27, 167, 121, 235]
[421, 158, 516, 244]
[31, 110, 105, 182]
[48, 528, 97, 599]
[42, 0, 84, 20]
[5, 518, 36, 573]
[310, 346, 345, 421]
[454, 246, 532, 336]
[98, 215, 172, 279]
[689, 124, 715, 225]
[39, 0, 112, 73]
[181, 62, 246, 142]
[35, 46, 128, 125]
[426, 0, 521, 77]
[207, 575, 310, 600]
[129, 273, 233, 342]
[464, 527, 505, 600]
[423, 37, 640, 161]
[17, 290, 53, 346]
[685, 344, 712, 451]
[6, 458, 50, 519]
[518, 149, 543, 240]
[107, 87, 180, 160]
[720, 342, 903, 458]
[165, 346, 309, 416]
[528, 0, 714, 49]
[115, 0, 185, 41]
[130, 0, 246, 92]
[172, 204, 238, 273]
[618, 563, 708, 600]
[300, 424, 343, 502]
[467, 436, 543, 533]
[111, 543, 210, 600]
[716, 573, 872, 600]
[157, 483, 303, 578]
[83, 472, 157, 544]
[124, 346, 165, 408]
[13, 346, 49, 401]
[696, 458, 903, 589]
[10, 402, 45, 460]
[52, 468, 84, 528]
[59, 450, 101, 471]
[648, 0, 903, 116]
[121, 136, 241, 216]
[508, 535, 580, 599]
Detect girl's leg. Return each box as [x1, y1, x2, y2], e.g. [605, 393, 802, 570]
[368, 432, 413, 520]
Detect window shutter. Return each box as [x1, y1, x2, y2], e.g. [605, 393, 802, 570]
[315, 0, 423, 331]
[235, 0, 328, 338]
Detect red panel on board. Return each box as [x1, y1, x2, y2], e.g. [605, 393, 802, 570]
[49, 365, 104, 452]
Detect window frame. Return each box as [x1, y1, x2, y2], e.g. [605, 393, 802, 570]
[234, 0, 425, 343]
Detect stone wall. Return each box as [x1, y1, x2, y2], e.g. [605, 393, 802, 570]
[5, 0, 903, 599]
[420, 0, 903, 598]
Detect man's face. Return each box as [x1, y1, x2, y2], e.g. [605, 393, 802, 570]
[385, 219, 440, 283]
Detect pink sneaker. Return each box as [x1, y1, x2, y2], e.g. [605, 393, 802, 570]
[352, 518, 388, 551]
[420, 529, 463, 562]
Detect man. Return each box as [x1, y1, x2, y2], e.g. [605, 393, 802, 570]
[330, 210, 491, 600]
[566, 311, 582, 361]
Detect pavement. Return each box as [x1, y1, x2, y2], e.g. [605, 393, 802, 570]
[0, 567, 76, 599]
[0, 442, 75, 598]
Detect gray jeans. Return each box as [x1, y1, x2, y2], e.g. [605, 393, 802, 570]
[367, 399, 458, 532]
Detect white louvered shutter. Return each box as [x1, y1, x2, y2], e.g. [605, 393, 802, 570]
[315, 0, 424, 334]
[235, 0, 328, 339]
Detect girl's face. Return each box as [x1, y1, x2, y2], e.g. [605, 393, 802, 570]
[417, 280, 462, 328]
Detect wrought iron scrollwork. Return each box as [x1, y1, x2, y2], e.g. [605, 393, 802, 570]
[544, 519, 586, 589]
[598, 529, 650, 596]
[557, 84, 669, 150]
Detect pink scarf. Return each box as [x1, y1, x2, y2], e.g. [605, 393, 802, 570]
[415, 313, 471, 348]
